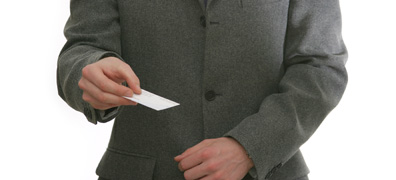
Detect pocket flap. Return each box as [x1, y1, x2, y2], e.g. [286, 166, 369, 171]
[96, 148, 156, 180]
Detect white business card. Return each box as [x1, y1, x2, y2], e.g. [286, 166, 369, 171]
[123, 89, 179, 111]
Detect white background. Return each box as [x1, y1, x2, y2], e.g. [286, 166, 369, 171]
[0, 0, 395, 179]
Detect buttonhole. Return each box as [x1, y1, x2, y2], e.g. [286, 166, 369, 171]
[239, 0, 243, 8]
[210, 21, 220, 25]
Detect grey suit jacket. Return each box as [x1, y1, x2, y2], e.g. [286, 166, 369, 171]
[57, 0, 347, 179]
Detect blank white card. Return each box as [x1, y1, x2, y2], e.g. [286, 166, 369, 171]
[123, 89, 179, 111]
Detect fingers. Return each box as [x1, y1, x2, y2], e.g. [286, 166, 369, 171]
[114, 64, 142, 95]
[199, 163, 232, 180]
[100, 57, 141, 95]
[175, 139, 213, 162]
[175, 138, 254, 180]
[177, 141, 221, 180]
[184, 158, 247, 180]
[82, 92, 116, 110]
[79, 57, 141, 109]
[178, 147, 216, 171]
[82, 63, 134, 97]
[183, 157, 222, 180]
[79, 77, 136, 110]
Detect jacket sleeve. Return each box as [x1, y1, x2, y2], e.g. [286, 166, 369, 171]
[57, 0, 123, 124]
[225, 0, 348, 179]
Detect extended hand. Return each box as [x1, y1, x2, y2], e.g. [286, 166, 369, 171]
[174, 137, 254, 180]
[78, 57, 141, 110]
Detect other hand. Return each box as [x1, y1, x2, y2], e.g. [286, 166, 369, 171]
[78, 57, 141, 110]
[174, 137, 254, 180]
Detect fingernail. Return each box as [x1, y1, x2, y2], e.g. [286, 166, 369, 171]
[136, 87, 142, 94]
[178, 163, 184, 172]
[124, 91, 133, 97]
[174, 155, 181, 161]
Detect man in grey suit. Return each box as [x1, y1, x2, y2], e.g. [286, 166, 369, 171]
[57, 0, 347, 179]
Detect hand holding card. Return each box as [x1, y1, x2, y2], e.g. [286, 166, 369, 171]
[123, 89, 180, 111]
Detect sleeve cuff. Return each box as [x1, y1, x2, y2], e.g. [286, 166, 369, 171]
[83, 105, 121, 124]
[98, 107, 120, 123]
[81, 51, 124, 124]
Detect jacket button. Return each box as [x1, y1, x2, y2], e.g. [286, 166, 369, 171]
[205, 91, 216, 101]
[200, 16, 206, 27]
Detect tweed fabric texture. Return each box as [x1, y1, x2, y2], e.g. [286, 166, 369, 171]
[57, 0, 347, 179]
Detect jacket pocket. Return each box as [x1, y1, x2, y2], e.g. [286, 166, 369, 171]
[96, 148, 156, 180]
